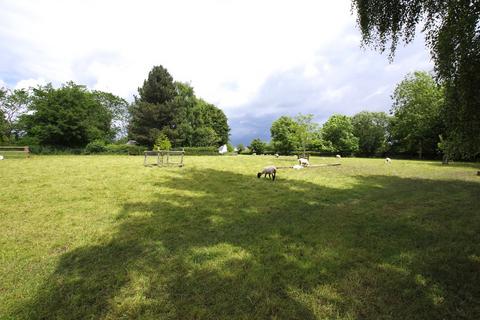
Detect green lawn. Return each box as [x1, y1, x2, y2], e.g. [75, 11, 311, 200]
[1, 155, 479, 319]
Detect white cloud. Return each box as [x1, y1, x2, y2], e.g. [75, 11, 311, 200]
[14, 77, 47, 89]
[0, 0, 352, 100]
[0, 0, 433, 144]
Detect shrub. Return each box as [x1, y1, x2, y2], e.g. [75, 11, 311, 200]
[250, 138, 267, 154]
[104, 144, 145, 155]
[84, 140, 107, 154]
[182, 146, 218, 155]
[154, 133, 171, 151]
[236, 144, 245, 153]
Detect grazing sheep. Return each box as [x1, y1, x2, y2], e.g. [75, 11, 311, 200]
[257, 166, 277, 181]
[336, 154, 341, 159]
[274, 153, 279, 158]
[385, 157, 392, 164]
[298, 158, 310, 167]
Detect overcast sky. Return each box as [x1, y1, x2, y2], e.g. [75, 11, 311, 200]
[0, 0, 433, 144]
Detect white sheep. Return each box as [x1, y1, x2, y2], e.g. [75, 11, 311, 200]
[336, 154, 341, 159]
[274, 153, 279, 158]
[385, 157, 392, 164]
[298, 158, 310, 167]
[257, 165, 277, 181]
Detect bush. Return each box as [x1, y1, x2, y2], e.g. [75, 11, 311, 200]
[84, 140, 107, 154]
[104, 144, 145, 155]
[236, 144, 245, 153]
[242, 147, 251, 154]
[154, 133, 171, 151]
[182, 146, 218, 155]
[26, 145, 84, 154]
[250, 138, 267, 154]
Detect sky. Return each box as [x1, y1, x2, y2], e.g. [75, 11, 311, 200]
[0, 0, 433, 145]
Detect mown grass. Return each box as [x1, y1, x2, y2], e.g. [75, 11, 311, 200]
[1, 155, 479, 319]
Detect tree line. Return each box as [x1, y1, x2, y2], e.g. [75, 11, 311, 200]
[245, 71, 447, 159]
[0, 65, 229, 151]
[351, 0, 479, 160]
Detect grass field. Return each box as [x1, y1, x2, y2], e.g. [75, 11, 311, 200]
[1, 155, 479, 319]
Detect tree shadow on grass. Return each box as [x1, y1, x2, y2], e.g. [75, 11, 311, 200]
[15, 168, 480, 319]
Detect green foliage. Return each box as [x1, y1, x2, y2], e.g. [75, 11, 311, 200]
[390, 72, 444, 158]
[293, 113, 318, 155]
[0, 109, 7, 143]
[192, 127, 219, 147]
[138, 65, 176, 105]
[352, 111, 390, 155]
[128, 66, 177, 146]
[182, 146, 218, 155]
[270, 116, 299, 154]
[108, 144, 145, 155]
[352, 0, 480, 159]
[308, 135, 335, 153]
[92, 90, 130, 138]
[236, 144, 245, 153]
[0, 87, 30, 140]
[129, 68, 229, 148]
[322, 114, 359, 154]
[21, 82, 114, 148]
[84, 140, 107, 154]
[249, 138, 267, 154]
[154, 133, 172, 150]
[226, 143, 234, 152]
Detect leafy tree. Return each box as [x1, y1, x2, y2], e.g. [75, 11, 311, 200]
[250, 138, 267, 154]
[192, 127, 219, 147]
[21, 82, 113, 148]
[92, 91, 129, 139]
[322, 114, 359, 154]
[154, 133, 171, 150]
[308, 130, 334, 152]
[192, 99, 229, 146]
[129, 69, 229, 148]
[138, 65, 176, 105]
[390, 71, 444, 158]
[84, 139, 107, 154]
[270, 116, 298, 154]
[0, 87, 30, 140]
[351, 0, 480, 159]
[0, 109, 7, 143]
[293, 113, 318, 156]
[129, 66, 178, 146]
[236, 143, 245, 153]
[352, 111, 390, 155]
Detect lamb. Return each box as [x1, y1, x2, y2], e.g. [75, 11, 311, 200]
[257, 165, 277, 181]
[385, 157, 392, 164]
[336, 154, 341, 159]
[298, 158, 309, 167]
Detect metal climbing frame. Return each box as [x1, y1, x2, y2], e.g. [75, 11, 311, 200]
[144, 149, 185, 167]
